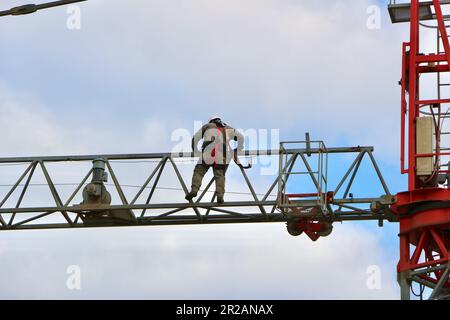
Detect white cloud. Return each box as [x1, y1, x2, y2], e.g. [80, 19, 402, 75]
[0, 83, 176, 156]
[75, 0, 406, 163]
[142, 118, 171, 151]
[0, 84, 73, 156]
[0, 223, 398, 299]
[0, 0, 408, 162]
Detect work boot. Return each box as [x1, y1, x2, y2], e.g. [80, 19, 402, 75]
[217, 195, 224, 204]
[185, 191, 198, 201]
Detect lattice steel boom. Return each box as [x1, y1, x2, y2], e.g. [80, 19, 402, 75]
[0, 145, 394, 238]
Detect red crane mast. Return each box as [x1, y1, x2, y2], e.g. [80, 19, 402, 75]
[390, 0, 450, 300]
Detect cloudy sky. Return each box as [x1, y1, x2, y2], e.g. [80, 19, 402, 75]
[0, 0, 420, 299]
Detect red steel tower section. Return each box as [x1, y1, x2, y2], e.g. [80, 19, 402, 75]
[390, 0, 450, 300]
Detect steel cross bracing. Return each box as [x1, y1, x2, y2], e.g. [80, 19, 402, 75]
[0, 145, 394, 232]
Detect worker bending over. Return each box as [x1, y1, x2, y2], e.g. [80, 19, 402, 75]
[185, 116, 244, 204]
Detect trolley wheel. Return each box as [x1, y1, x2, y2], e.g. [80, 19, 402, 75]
[316, 222, 333, 237]
[287, 221, 303, 237]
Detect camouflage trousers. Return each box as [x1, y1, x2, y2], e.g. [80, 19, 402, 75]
[190, 164, 229, 197]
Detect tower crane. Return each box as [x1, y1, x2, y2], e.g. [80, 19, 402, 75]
[0, 0, 449, 300]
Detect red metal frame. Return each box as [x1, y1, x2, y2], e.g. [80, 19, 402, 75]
[291, 219, 330, 242]
[401, 42, 410, 175]
[393, 0, 450, 298]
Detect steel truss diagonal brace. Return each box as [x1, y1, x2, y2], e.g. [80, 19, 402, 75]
[0, 146, 392, 230]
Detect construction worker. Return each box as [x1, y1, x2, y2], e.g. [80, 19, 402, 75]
[185, 116, 244, 204]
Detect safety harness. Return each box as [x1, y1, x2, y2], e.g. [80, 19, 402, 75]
[205, 123, 252, 169]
